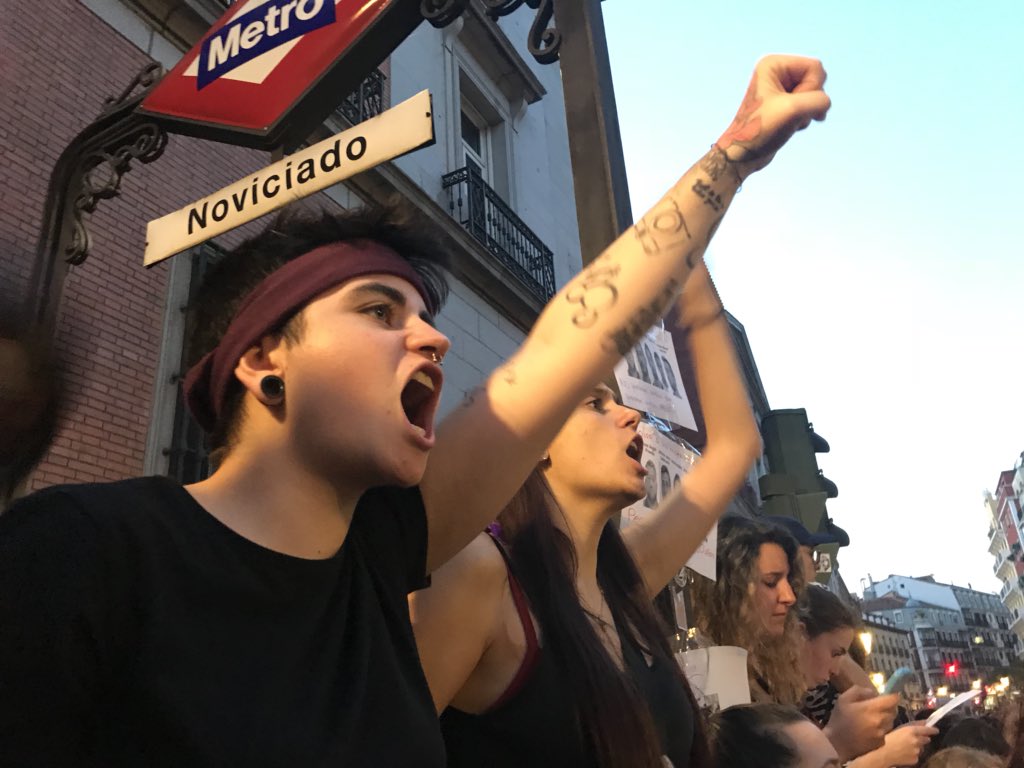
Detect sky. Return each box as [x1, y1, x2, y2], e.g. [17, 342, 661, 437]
[603, 0, 1024, 595]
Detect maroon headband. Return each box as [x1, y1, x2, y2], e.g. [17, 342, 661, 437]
[183, 240, 433, 433]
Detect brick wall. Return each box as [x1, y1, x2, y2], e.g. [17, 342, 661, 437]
[1, 0, 580, 493]
[0, 0, 288, 487]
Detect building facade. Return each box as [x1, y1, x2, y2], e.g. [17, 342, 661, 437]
[861, 612, 921, 691]
[1, 0, 585, 489]
[863, 575, 1017, 692]
[987, 455, 1024, 655]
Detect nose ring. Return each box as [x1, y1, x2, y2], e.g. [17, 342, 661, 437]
[431, 351, 444, 366]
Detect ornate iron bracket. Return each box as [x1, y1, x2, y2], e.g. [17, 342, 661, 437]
[422, 0, 561, 65]
[65, 120, 168, 266]
[25, 63, 169, 330]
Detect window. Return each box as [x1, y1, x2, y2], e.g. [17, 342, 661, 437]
[460, 104, 490, 181]
[453, 62, 513, 203]
[164, 242, 226, 484]
[895, 611, 904, 623]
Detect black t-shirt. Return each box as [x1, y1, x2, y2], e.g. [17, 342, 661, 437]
[0, 475, 445, 767]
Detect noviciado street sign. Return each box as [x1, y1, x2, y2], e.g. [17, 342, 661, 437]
[144, 90, 433, 267]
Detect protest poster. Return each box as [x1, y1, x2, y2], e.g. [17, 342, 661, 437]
[619, 422, 716, 581]
[613, 326, 696, 429]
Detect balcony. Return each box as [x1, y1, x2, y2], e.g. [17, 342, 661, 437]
[991, 525, 1007, 555]
[335, 68, 386, 126]
[1012, 609, 1024, 635]
[1001, 575, 1024, 605]
[443, 165, 556, 302]
[917, 632, 938, 648]
[995, 544, 1021, 580]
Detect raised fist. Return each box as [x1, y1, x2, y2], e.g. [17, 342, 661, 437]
[717, 55, 831, 179]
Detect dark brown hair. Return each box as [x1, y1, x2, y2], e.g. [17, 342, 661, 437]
[0, 312, 64, 506]
[797, 584, 857, 639]
[709, 703, 807, 768]
[497, 470, 710, 768]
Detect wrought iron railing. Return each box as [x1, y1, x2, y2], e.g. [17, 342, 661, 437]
[442, 165, 555, 301]
[336, 69, 386, 126]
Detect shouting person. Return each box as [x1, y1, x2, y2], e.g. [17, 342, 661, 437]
[0, 54, 830, 765]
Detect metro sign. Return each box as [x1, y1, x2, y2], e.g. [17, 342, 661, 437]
[140, 0, 424, 149]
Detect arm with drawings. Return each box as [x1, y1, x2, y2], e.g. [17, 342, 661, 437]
[421, 55, 831, 573]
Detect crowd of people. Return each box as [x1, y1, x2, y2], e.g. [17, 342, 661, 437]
[709, 698, 1024, 768]
[695, 511, 1024, 767]
[1, 52, 1020, 767]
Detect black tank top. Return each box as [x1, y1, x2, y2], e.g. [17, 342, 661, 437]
[440, 535, 694, 767]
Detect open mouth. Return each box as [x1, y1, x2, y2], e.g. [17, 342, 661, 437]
[626, 434, 644, 462]
[400, 367, 442, 439]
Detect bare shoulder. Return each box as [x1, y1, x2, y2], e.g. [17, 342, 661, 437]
[428, 532, 509, 597]
[411, 532, 512, 705]
[413, 533, 509, 631]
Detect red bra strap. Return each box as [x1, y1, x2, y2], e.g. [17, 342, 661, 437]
[484, 530, 541, 711]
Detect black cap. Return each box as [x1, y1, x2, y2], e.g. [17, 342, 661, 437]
[770, 516, 850, 548]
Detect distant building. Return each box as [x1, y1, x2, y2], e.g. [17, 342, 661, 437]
[986, 453, 1024, 655]
[723, 312, 770, 519]
[861, 612, 921, 691]
[863, 575, 1016, 692]
[952, 584, 1018, 672]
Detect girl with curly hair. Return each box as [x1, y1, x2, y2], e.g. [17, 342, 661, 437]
[690, 515, 808, 705]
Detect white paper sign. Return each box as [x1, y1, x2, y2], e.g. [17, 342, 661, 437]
[144, 90, 435, 266]
[686, 523, 718, 582]
[619, 423, 716, 580]
[614, 326, 696, 429]
[679, 646, 751, 711]
[926, 690, 981, 727]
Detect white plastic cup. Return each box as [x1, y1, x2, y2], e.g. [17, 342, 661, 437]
[678, 645, 751, 710]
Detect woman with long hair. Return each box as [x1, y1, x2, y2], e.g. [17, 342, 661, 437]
[411, 260, 763, 767]
[690, 515, 809, 705]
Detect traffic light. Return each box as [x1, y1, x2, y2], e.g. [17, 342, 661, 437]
[946, 662, 959, 676]
[759, 409, 838, 500]
[759, 409, 842, 583]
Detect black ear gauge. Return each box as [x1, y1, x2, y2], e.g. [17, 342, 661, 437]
[260, 375, 285, 400]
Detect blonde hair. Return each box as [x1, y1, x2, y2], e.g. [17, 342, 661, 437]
[924, 746, 1004, 768]
[690, 516, 807, 705]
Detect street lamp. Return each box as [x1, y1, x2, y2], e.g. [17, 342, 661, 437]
[870, 672, 885, 693]
[859, 631, 873, 657]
